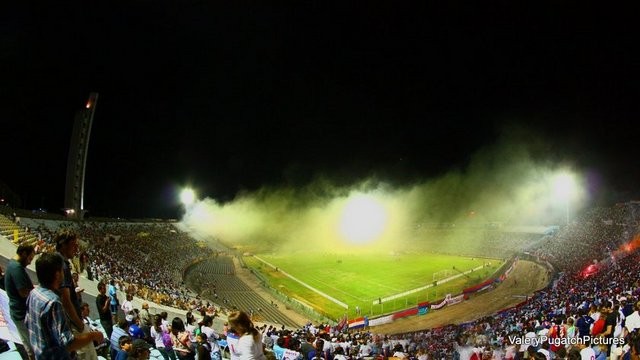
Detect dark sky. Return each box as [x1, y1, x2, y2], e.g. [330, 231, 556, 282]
[1, 2, 638, 218]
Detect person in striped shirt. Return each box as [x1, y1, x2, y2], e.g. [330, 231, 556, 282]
[25, 252, 104, 359]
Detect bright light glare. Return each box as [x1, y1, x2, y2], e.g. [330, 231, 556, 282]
[191, 202, 212, 222]
[553, 173, 575, 200]
[339, 194, 388, 244]
[180, 188, 196, 206]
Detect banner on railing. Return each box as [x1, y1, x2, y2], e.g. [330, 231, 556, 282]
[463, 278, 495, 294]
[430, 298, 447, 310]
[418, 301, 430, 316]
[364, 257, 520, 327]
[430, 293, 465, 310]
[446, 294, 464, 306]
[392, 308, 418, 320]
[503, 257, 518, 278]
[368, 315, 393, 327]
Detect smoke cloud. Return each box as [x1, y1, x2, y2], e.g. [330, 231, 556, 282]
[181, 129, 590, 254]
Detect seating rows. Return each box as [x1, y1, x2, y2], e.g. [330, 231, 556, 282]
[185, 258, 299, 327]
[0, 214, 41, 247]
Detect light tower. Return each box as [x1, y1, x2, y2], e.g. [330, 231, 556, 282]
[64, 93, 98, 219]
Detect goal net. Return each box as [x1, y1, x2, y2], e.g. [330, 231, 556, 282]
[432, 269, 455, 282]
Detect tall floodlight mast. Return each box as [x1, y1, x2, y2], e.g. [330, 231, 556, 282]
[64, 93, 98, 219]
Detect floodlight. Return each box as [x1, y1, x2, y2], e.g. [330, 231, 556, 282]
[552, 172, 576, 225]
[553, 173, 575, 200]
[180, 188, 196, 206]
[338, 194, 388, 244]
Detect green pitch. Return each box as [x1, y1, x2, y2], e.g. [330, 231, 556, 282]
[243, 253, 503, 320]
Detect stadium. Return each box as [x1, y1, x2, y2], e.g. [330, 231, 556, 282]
[1, 95, 639, 360]
[3, 4, 639, 360]
[2, 124, 640, 359]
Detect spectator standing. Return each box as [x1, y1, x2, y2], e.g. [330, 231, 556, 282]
[185, 311, 198, 344]
[109, 279, 120, 322]
[576, 309, 594, 337]
[196, 333, 212, 360]
[598, 301, 618, 356]
[273, 337, 286, 360]
[57, 232, 101, 359]
[300, 334, 315, 360]
[151, 314, 174, 360]
[96, 282, 114, 338]
[227, 310, 266, 360]
[333, 347, 347, 360]
[78, 303, 99, 360]
[121, 293, 134, 315]
[4, 244, 36, 359]
[566, 317, 578, 339]
[25, 252, 104, 359]
[171, 317, 196, 360]
[626, 301, 640, 333]
[577, 339, 595, 360]
[140, 302, 153, 328]
[200, 315, 221, 360]
[130, 339, 153, 360]
[72, 272, 84, 304]
[111, 319, 131, 360]
[115, 335, 133, 360]
[55, 233, 85, 332]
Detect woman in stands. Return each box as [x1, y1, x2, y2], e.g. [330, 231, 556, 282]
[227, 310, 266, 360]
[171, 317, 196, 360]
[151, 314, 175, 360]
[185, 311, 198, 344]
[200, 315, 222, 360]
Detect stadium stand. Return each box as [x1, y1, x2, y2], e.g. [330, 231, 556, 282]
[230, 202, 640, 360]
[0, 213, 40, 247]
[1, 201, 639, 360]
[0, 213, 301, 327]
[411, 228, 542, 259]
[184, 258, 299, 328]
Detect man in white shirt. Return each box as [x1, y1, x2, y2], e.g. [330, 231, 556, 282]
[121, 294, 134, 315]
[624, 301, 640, 333]
[577, 340, 595, 360]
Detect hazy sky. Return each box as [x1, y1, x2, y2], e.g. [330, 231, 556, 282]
[181, 133, 592, 251]
[2, 3, 637, 218]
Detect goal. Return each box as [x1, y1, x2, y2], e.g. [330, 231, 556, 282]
[432, 269, 455, 282]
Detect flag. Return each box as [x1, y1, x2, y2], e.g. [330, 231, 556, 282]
[337, 315, 348, 331]
[348, 317, 368, 329]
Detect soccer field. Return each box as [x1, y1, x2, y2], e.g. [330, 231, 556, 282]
[243, 253, 503, 320]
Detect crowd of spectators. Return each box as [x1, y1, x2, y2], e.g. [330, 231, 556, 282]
[249, 202, 640, 360]
[82, 222, 216, 309]
[533, 205, 638, 272]
[3, 201, 640, 359]
[5, 219, 221, 311]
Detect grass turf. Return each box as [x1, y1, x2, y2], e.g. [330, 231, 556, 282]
[243, 253, 503, 320]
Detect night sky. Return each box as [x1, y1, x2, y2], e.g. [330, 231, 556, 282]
[2, 2, 638, 219]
